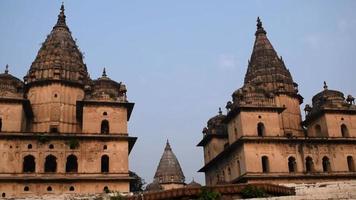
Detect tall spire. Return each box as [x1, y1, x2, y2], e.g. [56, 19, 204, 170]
[26, 3, 90, 85]
[243, 17, 296, 95]
[154, 141, 185, 184]
[54, 3, 68, 29]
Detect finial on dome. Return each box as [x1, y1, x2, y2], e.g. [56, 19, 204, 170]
[55, 2, 67, 28]
[255, 17, 267, 36]
[218, 107, 222, 115]
[323, 81, 328, 90]
[4, 64, 9, 74]
[102, 68, 107, 77]
[257, 17, 262, 29]
[165, 139, 171, 150]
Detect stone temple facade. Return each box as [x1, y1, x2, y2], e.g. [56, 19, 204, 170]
[0, 5, 136, 197]
[198, 18, 356, 185]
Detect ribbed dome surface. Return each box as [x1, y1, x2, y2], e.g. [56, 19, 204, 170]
[25, 5, 90, 86]
[153, 141, 185, 184]
[244, 17, 296, 95]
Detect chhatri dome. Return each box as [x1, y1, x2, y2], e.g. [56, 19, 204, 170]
[146, 140, 185, 191]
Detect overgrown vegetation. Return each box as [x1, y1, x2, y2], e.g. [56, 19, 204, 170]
[129, 171, 146, 193]
[37, 135, 50, 144]
[240, 185, 267, 198]
[110, 192, 124, 200]
[197, 187, 221, 200]
[66, 138, 80, 149]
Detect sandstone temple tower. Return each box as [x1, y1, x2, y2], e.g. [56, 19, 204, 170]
[198, 18, 356, 185]
[0, 5, 136, 197]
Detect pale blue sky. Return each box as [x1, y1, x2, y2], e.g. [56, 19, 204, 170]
[1, 1, 355, 185]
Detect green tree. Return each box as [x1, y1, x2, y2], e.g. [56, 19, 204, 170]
[129, 171, 146, 193]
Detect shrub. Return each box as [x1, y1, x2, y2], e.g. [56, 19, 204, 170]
[240, 185, 267, 198]
[197, 187, 221, 200]
[66, 138, 80, 149]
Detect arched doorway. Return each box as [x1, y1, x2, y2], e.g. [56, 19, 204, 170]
[347, 156, 355, 172]
[101, 120, 109, 134]
[101, 155, 109, 173]
[322, 156, 331, 172]
[44, 155, 57, 173]
[257, 123, 265, 137]
[305, 156, 314, 172]
[341, 124, 349, 137]
[261, 156, 269, 173]
[23, 155, 35, 173]
[66, 155, 78, 172]
[288, 156, 297, 172]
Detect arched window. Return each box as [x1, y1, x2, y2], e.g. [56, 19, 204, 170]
[103, 145, 107, 150]
[101, 120, 109, 134]
[288, 156, 297, 173]
[23, 155, 35, 173]
[44, 155, 57, 173]
[24, 186, 29, 192]
[341, 124, 349, 137]
[101, 155, 109, 173]
[315, 124, 322, 137]
[347, 156, 355, 172]
[103, 186, 109, 193]
[261, 156, 269, 173]
[47, 186, 52, 192]
[305, 156, 314, 173]
[27, 144, 32, 149]
[257, 123, 265, 137]
[69, 186, 75, 191]
[66, 155, 78, 172]
[49, 144, 54, 149]
[322, 156, 331, 172]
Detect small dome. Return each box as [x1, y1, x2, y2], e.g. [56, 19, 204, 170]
[186, 180, 201, 188]
[312, 82, 345, 108]
[207, 108, 226, 128]
[0, 66, 24, 98]
[205, 108, 227, 135]
[145, 181, 163, 191]
[87, 68, 127, 102]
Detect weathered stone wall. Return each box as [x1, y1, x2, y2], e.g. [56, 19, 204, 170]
[82, 105, 127, 134]
[307, 113, 356, 138]
[203, 138, 227, 164]
[0, 138, 128, 173]
[249, 181, 356, 200]
[27, 83, 84, 133]
[275, 95, 303, 137]
[204, 141, 356, 185]
[0, 102, 26, 132]
[0, 181, 128, 198]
